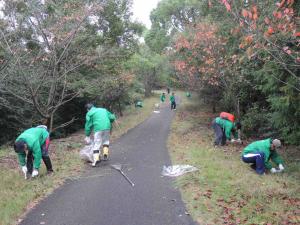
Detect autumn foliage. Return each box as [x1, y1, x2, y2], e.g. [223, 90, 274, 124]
[173, 23, 227, 90]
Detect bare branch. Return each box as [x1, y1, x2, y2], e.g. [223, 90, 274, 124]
[51, 117, 77, 133]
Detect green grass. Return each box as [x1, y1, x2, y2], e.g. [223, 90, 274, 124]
[0, 94, 160, 225]
[168, 92, 300, 225]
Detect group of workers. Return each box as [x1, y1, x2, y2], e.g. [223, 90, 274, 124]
[160, 91, 176, 110]
[212, 112, 285, 175]
[14, 103, 115, 179]
[13, 89, 284, 179]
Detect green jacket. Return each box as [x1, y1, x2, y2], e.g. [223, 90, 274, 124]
[186, 92, 191, 97]
[135, 101, 143, 107]
[16, 127, 49, 169]
[242, 138, 283, 169]
[170, 95, 175, 103]
[215, 117, 235, 140]
[160, 94, 166, 102]
[85, 107, 116, 136]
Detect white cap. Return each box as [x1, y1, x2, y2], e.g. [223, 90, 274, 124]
[272, 139, 281, 149]
[37, 125, 48, 130]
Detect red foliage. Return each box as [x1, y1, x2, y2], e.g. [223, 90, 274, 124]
[172, 23, 227, 89]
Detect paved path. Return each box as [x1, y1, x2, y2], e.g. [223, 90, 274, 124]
[20, 102, 196, 225]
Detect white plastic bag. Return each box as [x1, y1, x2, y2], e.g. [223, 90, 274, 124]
[161, 165, 198, 177]
[80, 144, 93, 162]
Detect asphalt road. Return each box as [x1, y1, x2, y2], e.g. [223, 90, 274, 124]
[20, 102, 197, 225]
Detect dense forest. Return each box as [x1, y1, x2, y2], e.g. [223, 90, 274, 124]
[0, 0, 299, 145]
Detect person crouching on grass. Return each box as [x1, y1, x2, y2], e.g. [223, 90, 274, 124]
[14, 125, 53, 179]
[241, 138, 285, 175]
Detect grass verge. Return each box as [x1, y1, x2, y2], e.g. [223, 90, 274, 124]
[0, 94, 160, 225]
[168, 93, 300, 225]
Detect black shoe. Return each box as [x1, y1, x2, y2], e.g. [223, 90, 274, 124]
[103, 154, 108, 161]
[47, 170, 54, 176]
[250, 164, 256, 170]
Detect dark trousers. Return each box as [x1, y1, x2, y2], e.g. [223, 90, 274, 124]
[242, 152, 265, 175]
[212, 119, 226, 145]
[27, 138, 53, 173]
[171, 102, 176, 110]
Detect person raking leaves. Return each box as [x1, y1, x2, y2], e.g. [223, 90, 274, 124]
[84, 103, 116, 167]
[14, 125, 53, 179]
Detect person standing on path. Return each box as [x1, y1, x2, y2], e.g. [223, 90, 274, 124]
[241, 138, 284, 175]
[160, 92, 166, 103]
[170, 92, 176, 110]
[14, 125, 53, 179]
[166, 87, 170, 94]
[84, 103, 116, 166]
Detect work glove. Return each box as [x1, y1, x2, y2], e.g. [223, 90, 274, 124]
[21, 166, 28, 179]
[270, 168, 278, 173]
[84, 136, 91, 145]
[32, 169, 39, 178]
[230, 139, 235, 143]
[278, 164, 284, 172]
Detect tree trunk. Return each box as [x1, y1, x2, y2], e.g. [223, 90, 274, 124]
[212, 102, 216, 113]
[118, 100, 123, 117]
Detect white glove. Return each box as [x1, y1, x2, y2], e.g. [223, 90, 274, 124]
[237, 138, 241, 143]
[270, 168, 278, 173]
[21, 166, 28, 179]
[84, 136, 91, 145]
[32, 169, 39, 178]
[231, 139, 235, 143]
[278, 164, 284, 172]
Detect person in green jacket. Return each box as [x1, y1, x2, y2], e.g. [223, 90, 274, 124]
[170, 92, 176, 110]
[241, 138, 284, 175]
[186, 92, 191, 98]
[84, 103, 116, 166]
[14, 125, 53, 179]
[135, 101, 143, 108]
[212, 117, 237, 146]
[160, 93, 166, 103]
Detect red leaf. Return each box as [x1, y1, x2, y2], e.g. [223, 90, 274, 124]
[264, 17, 271, 24]
[278, 0, 286, 8]
[248, 11, 253, 19]
[253, 13, 258, 20]
[221, 0, 231, 11]
[242, 9, 248, 18]
[267, 26, 274, 35]
[276, 11, 283, 19]
[252, 5, 258, 13]
[293, 32, 300, 37]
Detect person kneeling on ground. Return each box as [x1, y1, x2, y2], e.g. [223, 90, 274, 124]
[14, 125, 53, 179]
[84, 103, 116, 167]
[212, 116, 239, 146]
[241, 138, 284, 175]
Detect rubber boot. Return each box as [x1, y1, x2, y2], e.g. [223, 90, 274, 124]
[42, 156, 53, 174]
[103, 146, 109, 161]
[92, 150, 100, 167]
